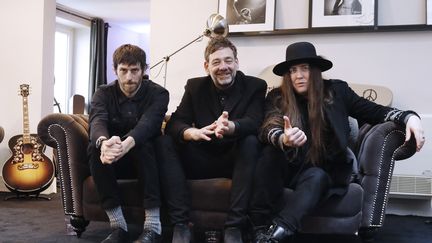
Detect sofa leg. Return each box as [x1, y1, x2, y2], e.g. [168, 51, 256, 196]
[359, 227, 378, 242]
[70, 215, 90, 238]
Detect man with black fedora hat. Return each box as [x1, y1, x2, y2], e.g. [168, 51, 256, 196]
[249, 41, 425, 242]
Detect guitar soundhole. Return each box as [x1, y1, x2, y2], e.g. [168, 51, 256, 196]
[22, 144, 33, 154]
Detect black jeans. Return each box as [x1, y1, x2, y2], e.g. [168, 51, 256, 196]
[249, 145, 331, 231]
[156, 135, 261, 228]
[89, 141, 160, 210]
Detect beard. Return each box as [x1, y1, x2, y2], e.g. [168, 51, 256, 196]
[212, 71, 236, 89]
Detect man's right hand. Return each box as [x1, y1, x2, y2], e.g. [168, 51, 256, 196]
[100, 136, 123, 164]
[281, 116, 307, 148]
[183, 123, 217, 141]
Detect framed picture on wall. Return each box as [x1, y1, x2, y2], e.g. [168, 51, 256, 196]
[428, 0, 432, 25]
[218, 0, 275, 33]
[311, 0, 375, 28]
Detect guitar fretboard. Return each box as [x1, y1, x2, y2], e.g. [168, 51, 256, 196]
[22, 91, 31, 144]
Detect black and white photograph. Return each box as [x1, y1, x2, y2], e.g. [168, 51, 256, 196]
[218, 0, 275, 33]
[311, 0, 375, 28]
[325, 0, 363, 16]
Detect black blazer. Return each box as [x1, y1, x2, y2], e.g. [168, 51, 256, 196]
[166, 71, 267, 143]
[261, 79, 402, 187]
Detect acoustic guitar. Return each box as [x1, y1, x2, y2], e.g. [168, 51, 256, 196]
[2, 84, 55, 194]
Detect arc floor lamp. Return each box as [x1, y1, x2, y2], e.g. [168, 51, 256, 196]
[150, 14, 229, 87]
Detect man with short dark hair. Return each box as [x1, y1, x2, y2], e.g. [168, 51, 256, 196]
[157, 37, 267, 243]
[88, 44, 169, 243]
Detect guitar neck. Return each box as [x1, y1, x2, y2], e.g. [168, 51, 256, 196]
[22, 95, 31, 144]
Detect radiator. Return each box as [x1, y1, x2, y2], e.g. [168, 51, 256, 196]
[389, 174, 432, 199]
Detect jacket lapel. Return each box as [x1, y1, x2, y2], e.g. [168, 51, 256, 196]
[223, 85, 242, 113]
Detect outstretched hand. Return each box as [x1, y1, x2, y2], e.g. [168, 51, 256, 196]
[183, 111, 235, 141]
[183, 123, 217, 142]
[405, 116, 425, 152]
[282, 116, 307, 148]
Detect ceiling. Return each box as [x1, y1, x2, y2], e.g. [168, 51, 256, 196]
[56, 0, 151, 33]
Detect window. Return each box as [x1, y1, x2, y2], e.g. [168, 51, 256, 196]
[54, 13, 91, 114]
[54, 25, 73, 113]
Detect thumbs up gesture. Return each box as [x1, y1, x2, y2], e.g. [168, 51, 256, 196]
[282, 116, 307, 147]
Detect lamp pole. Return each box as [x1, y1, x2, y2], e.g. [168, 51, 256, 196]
[149, 14, 228, 88]
[150, 35, 204, 88]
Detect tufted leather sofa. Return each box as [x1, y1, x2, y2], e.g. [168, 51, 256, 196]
[37, 113, 416, 241]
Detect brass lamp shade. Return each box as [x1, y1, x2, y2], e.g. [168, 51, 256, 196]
[0, 126, 4, 143]
[204, 13, 229, 38]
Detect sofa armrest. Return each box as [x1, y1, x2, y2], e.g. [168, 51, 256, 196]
[357, 121, 416, 229]
[37, 113, 90, 217]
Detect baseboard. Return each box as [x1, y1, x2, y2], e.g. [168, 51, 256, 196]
[387, 197, 432, 217]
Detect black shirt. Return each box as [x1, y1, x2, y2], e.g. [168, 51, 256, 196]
[88, 79, 169, 147]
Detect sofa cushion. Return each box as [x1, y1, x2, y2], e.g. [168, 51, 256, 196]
[188, 178, 231, 212]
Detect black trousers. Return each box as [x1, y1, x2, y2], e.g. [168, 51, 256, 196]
[156, 135, 261, 228]
[89, 141, 160, 210]
[249, 145, 331, 231]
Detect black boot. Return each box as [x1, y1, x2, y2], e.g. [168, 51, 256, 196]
[252, 226, 268, 243]
[259, 224, 294, 243]
[172, 223, 192, 243]
[224, 227, 243, 243]
[204, 230, 222, 243]
[101, 228, 130, 243]
[133, 229, 161, 243]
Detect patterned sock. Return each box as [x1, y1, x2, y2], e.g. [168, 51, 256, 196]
[106, 206, 128, 231]
[144, 207, 161, 234]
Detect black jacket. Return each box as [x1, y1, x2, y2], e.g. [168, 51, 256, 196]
[89, 79, 169, 147]
[261, 79, 412, 187]
[166, 71, 267, 144]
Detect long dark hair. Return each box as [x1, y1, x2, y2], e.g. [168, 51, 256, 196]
[263, 65, 332, 165]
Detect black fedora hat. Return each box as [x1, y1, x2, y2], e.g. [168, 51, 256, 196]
[273, 42, 333, 76]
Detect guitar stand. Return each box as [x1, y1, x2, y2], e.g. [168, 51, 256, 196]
[4, 191, 51, 201]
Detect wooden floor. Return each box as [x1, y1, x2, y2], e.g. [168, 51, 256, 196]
[0, 191, 431, 243]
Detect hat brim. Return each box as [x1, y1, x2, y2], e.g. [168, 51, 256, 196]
[273, 57, 333, 76]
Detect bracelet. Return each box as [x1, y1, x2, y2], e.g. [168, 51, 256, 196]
[96, 137, 107, 149]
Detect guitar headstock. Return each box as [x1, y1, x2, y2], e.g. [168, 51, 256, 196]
[19, 84, 30, 97]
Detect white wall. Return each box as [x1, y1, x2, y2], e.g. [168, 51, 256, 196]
[0, 0, 56, 192]
[106, 24, 150, 83]
[150, 0, 432, 215]
[150, 0, 218, 111]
